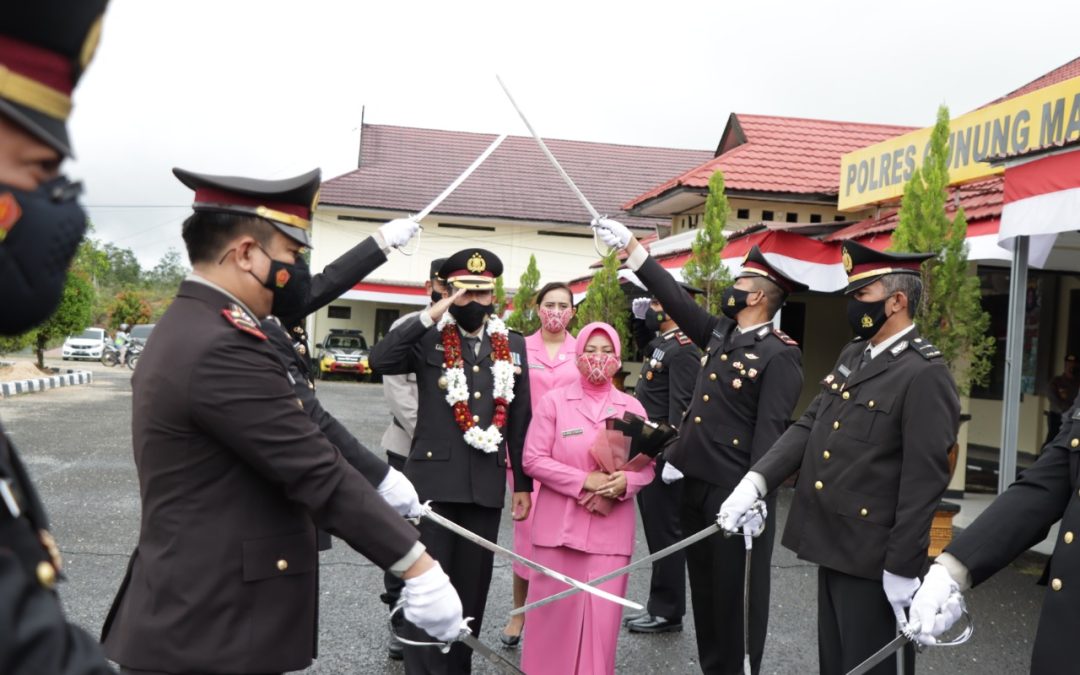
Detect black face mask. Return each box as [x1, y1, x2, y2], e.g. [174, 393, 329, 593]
[846, 296, 889, 340]
[0, 177, 88, 335]
[721, 287, 751, 320]
[430, 289, 443, 304]
[644, 308, 666, 332]
[449, 301, 491, 333]
[251, 247, 312, 322]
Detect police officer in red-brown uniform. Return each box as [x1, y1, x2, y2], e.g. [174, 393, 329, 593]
[0, 2, 115, 672]
[100, 170, 463, 675]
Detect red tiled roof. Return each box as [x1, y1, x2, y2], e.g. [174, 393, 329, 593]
[624, 114, 916, 210]
[824, 176, 1004, 242]
[983, 56, 1080, 107]
[319, 125, 713, 229]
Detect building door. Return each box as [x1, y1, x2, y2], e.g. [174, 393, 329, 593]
[374, 309, 400, 343]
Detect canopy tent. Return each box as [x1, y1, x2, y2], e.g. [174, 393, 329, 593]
[993, 143, 1080, 492]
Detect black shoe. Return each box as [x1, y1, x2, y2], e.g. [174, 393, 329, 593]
[388, 639, 404, 660]
[621, 610, 649, 627]
[499, 632, 522, 648]
[626, 615, 683, 634]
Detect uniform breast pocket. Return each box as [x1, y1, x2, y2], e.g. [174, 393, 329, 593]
[834, 488, 896, 529]
[410, 442, 451, 462]
[242, 531, 316, 582]
[843, 391, 896, 441]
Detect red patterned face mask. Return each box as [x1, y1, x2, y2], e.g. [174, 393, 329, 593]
[576, 352, 621, 385]
[538, 306, 572, 333]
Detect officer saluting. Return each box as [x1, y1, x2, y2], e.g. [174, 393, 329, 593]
[908, 390, 1080, 673]
[622, 287, 703, 635]
[101, 170, 463, 674]
[720, 240, 961, 675]
[598, 215, 806, 674]
[369, 249, 532, 675]
[0, 2, 114, 672]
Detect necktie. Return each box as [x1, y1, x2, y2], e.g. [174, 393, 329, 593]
[857, 346, 872, 371]
[462, 336, 480, 357]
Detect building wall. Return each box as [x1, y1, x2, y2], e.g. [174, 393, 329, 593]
[790, 294, 851, 417]
[670, 197, 874, 235]
[309, 300, 421, 347]
[309, 206, 623, 345]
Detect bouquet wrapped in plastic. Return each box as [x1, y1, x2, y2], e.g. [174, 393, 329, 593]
[579, 413, 679, 515]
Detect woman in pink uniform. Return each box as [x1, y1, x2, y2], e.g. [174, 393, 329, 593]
[501, 282, 578, 646]
[521, 322, 655, 675]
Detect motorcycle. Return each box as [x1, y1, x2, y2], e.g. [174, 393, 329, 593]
[100, 342, 143, 369]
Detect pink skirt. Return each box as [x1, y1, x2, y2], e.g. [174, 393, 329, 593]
[508, 467, 541, 580]
[520, 545, 629, 675]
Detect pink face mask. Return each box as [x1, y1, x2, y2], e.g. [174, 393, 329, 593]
[576, 352, 621, 385]
[538, 306, 572, 334]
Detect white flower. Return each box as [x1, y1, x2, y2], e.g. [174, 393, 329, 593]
[436, 312, 457, 331]
[444, 367, 468, 406]
[464, 424, 503, 454]
[490, 360, 515, 403]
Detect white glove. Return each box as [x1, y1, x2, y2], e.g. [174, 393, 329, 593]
[591, 217, 631, 250]
[632, 297, 651, 320]
[379, 218, 420, 249]
[661, 462, 684, 484]
[717, 476, 762, 534]
[882, 570, 921, 627]
[377, 466, 423, 518]
[402, 562, 464, 642]
[908, 563, 964, 646]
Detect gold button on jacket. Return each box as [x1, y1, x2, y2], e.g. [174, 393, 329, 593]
[276, 559, 289, 572]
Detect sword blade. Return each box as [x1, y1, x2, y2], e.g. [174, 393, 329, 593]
[510, 522, 722, 616]
[457, 631, 525, 674]
[415, 134, 507, 222]
[495, 75, 601, 221]
[420, 505, 642, 611]
[845, 633, 909, 675]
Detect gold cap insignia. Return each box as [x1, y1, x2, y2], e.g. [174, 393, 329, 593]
[467, 252, 487, 274]
[842, 247, 853, 274]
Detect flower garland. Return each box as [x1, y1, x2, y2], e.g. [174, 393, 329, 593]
[437, 312, 515, 453]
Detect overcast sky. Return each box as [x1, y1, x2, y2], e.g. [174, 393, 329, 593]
[67, 0, 1080, 267]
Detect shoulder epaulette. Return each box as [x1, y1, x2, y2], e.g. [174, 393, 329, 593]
[772, 328, 798, 346]
[910, 337, 941, 360]
[222, 303, 267, 341]
[675, 331, 693, 346]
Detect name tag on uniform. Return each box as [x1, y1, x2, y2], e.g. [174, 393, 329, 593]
[528, 363, 546, 370]
[511, 352, 522, 366]
[435, 343, 445, 352]
[561, 427, 584, 437]
[837, 364, 851, 377]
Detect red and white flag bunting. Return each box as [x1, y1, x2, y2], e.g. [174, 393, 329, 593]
[998, 148, 1080, 268]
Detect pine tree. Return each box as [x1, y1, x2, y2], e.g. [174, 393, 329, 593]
[493, 276, 508, 317]
[891, 104, 995, 394]
[575, 251, 630, 356]
[505, 255, 541, 334]
[682, 170, 735, 314]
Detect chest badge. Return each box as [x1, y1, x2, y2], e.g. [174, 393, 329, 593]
[744, 352, 759, 360]
[645, 371, 654, 381]
[747, 368, 758, 379]
[732, 361, 744, 371]
[732, 378, 743, 390]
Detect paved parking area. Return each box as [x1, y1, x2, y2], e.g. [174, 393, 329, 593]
[1, 362, 1049, 673]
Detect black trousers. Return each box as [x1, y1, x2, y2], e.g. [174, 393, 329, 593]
[817, 567, 915, 675]
[635, 457, 686, 619]
[681, 477, 775, 675]
[401, 501, 501, 675]
[381, 451, 408, 607]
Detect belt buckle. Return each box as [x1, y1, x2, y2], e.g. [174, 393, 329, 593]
[0, 479, 21, 518]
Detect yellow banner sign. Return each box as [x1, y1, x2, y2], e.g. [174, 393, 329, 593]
[838, 74, 1080, 211]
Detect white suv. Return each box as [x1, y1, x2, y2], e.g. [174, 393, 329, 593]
[62, 327, 108, 360]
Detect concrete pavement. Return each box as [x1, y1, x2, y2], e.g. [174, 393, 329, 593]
[1, 361, 1048, 673]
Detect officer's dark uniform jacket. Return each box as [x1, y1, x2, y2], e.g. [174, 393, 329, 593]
[753, 327, 960, 580]
[945, 393, 1080, 674]
[101, 280, 420, 674]
[634, 321, 701, 425]
[1, 429, 112, 674]
[368, 315, 533, 506]
[635, 255, 804, 489]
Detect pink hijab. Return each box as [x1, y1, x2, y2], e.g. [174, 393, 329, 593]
[574, 322, 622, 417]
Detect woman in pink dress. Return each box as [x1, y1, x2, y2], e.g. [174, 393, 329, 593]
[502, 282, 578, 646]
[520, 322, 655, 675]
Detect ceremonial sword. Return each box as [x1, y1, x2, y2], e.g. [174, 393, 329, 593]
[390, 610, 524, 674]
[511, 502, 767, 616]
[418, 502, 643, 611]
[395, 133, 507, 256]
[741, 528, 753, 675]
[844, 609, 974, 675]
[494, 75, 613, 257]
